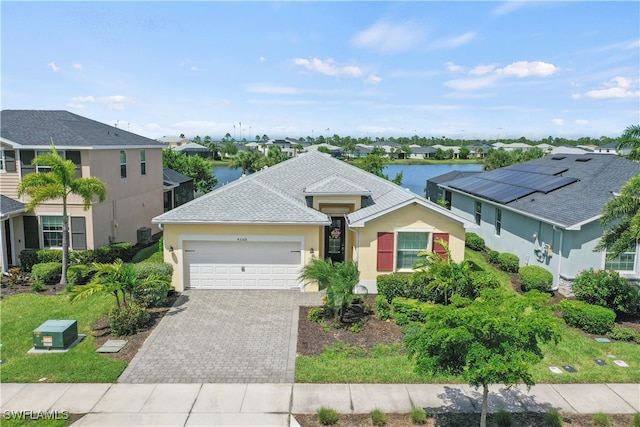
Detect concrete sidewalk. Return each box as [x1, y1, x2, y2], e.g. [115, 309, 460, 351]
[1, 382, 638, 426]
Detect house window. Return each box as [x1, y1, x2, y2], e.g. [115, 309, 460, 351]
[140, 150, 146, 175]
[605, 249, 637, 272]
[120, 150, 127, 178]
[396, 232, 429, 270]
[42, 216, 63, 248]
[495, 208, 502, 236]
[475, 201, 482, 225]
[0, 149, 4, 170]
[36, 150, 53, 173]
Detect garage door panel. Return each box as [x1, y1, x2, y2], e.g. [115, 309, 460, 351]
[185, 239, 303, 290]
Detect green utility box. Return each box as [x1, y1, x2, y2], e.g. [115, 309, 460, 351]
[33, 320, 78, 350]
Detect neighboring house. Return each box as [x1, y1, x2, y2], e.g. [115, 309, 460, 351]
[0, 110, 165, 273]
[549, 146, 589, 155]
[157, 135, 188, 148]
[407, 146, 436, 159]
[173, 142, 211, 158]
[491, 142, 534, 151]
[592, 141, 631, 156]
[153, 151, 473, 292]
[163, 168, 195, 212]
[439, 154, 640, 289]
[425, 171, 482, 204]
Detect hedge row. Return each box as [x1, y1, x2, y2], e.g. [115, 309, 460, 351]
[557, 299, 616, 335]
[18, 243, 134, 272]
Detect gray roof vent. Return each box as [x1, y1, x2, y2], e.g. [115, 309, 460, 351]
[551, 156, 566, 160]
[575, 157, 592, 162]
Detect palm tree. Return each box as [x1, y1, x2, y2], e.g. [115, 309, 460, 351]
[17, 143, 107, 286]
[617, 124, 640, 160]
[594, 174, 640, 259]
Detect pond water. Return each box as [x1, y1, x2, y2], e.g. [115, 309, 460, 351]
[212, 162, 484, 196]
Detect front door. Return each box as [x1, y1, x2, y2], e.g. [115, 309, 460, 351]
[325, 217, 345, 263]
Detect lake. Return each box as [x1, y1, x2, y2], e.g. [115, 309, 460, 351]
[212, 162, 483, 196]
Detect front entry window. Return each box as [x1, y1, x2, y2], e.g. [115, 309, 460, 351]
[325, 217, 345, 263]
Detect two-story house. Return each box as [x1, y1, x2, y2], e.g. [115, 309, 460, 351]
[0, 110, 166, 274]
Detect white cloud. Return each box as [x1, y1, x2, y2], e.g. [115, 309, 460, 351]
[492, 1, 529, 17]
[552, 118, 565, 126]
[584, 76, 640, 99]
[70, 96, 96, 103]
[247, 84, 298, 94]
[48, 62, 59, 72]
[469, 64, 496, 76]
[365, 74, 382, 85]
[191, 67, 199, 71]
[259, 56, 266, 62]
[444, 62, 464, 73]
[73, 63, 83, 70]
[429, 32, 476, 50]
[293, 57, 363, 78]
[497, 61, 558, 77]
[351, 21, 424, 55]
[445, 75, 500, 91]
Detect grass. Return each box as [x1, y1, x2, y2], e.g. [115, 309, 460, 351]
[464, 247, 512, 289]
[295, 248, 640, 384]
[1, 418, 69, 427]
[0, 293, 127, 383]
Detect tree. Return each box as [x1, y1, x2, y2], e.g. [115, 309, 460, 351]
[69, 259, 138, 307]
[405, 289, 561, 427]
[594, 174, 640, 259]
[359, 147, 388, 177]
[221, 141, 238, 158]
[483, 149, 513, 170]
[162, 149, 218, 193]
[17, 144, 107, 286]
[616, 124, 640, 160]
[459, 146, 470, 159]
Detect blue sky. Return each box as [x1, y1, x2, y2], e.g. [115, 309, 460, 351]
[2, 1, 639, 141]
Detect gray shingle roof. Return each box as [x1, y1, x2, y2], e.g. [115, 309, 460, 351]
[154, 151, 470, 227]
[0, 195, 25, 217]
[304, 175, 371, 195]
[444, 154, 640, 228]
[1, 110, 165, 149]
[163, 168, 193, 185]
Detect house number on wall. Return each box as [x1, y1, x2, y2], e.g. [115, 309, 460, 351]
[237, 237, 248, 241]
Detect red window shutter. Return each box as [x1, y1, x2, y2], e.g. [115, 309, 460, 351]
[433, 233, 449, 259]
[377, 232, 394, 271]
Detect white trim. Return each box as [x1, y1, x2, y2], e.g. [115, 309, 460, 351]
[392, 227, 435, 273]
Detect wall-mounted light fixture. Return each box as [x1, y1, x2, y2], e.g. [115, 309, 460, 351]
[309, 248, 315, 256]
[169, 245, 174, 252]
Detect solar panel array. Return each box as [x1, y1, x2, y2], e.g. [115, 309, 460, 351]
[447, 165, 579, 204]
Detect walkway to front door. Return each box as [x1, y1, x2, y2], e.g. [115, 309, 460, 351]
[117, 290, 322, 383]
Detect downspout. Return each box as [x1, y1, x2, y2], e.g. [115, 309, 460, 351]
[553, 225, 564, 289]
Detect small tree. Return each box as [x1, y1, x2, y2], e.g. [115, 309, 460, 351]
[406, 289, 561, 427]
[17, 143, 107, 286]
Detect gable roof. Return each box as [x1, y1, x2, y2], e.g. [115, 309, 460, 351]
[0, 195, 25, 219]
[0, 110, 165, 150]
[153, 151, 471, 228]
[428, 170, 482, 184]
[442, 154, 640, 229]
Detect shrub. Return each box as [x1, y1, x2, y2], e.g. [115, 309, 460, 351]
[409, 406, 427, 424]
[465, 232, 485, 251]
[307, 307, 325, 322]
[375, 294, 391, 320]
[558, 299, 616, 335]
[519, 265, 553, 292]
[370, 408, 387, 426]
[7, 267, 26, 287]
[376, 273, 414, 303]
[495, 409, 512, 427]
[487, 250, 500, 264]
[497, 253, 519, 273]
[392, 297, 435, 325]
[31, 282, 45, 292]
[316, 407, 339, 425]
[66, 264, 91, 286]
[544, 409, 563, 427]
[133, 281, 171, 308]
[18, 249, 39, 272]
[607, 326, 638, 342]
[109, 303, 150, 336]
[94, 243, 133, 263]
[133, 262, 173, 279]
[470, 270, 501, 294]
[572, 269, 639, 315]
[31, 262, 62, 286]
[592, 413, 611, 427]
[70, 249, 96, 265]
[37, 249, 63, 263]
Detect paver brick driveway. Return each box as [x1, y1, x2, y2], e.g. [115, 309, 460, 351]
[118, 290, 321, 384]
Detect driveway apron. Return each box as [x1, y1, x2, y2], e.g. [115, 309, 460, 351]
[117, 290, 321, 384]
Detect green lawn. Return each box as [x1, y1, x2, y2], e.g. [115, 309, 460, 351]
[295, 249, 640, 384]
[0, 293, 127, 383]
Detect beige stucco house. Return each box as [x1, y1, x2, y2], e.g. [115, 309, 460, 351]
[153, 151, 473, 292]
[0, 110, 166, 273]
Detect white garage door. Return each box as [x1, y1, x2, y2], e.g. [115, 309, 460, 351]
[184, 240, 303, 289]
